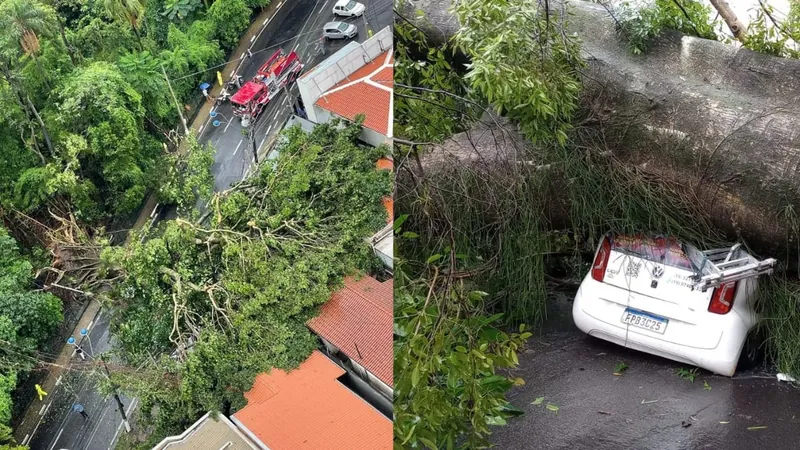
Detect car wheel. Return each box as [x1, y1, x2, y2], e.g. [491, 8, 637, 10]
[737, 327, 766, 371]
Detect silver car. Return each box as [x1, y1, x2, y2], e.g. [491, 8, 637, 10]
[323, 21, 358, 41]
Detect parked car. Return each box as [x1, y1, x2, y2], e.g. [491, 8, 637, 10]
[323, 21, 358, 40]
[332, 0, 365, 17]
[572, 233, 771, 376]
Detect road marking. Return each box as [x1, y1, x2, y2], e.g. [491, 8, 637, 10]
[48, 428, 64, 450]
[266, 125, 273, 136]
[43, 401, 53, 417]
[234, 139, 243, 156]
[87, 320, 93, 329]
[110, 398, 138, 449]
[22, 435, 29, 445]
[199, 124, 205, 134]
[277, 0, 283, 7]
[224, 119, 233, 132]
[240, 52, 246, 60]
[250, 36, 256, 43]
[39, 403, 47, 415]
[55, 375, 62, 386]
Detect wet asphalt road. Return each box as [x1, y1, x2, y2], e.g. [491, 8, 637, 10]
[199, 0, 393, 193]
[24, 310, 135, 450]
[490, 292, 800, 449]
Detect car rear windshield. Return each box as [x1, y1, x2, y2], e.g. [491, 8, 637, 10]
[611, 235, 694, 270]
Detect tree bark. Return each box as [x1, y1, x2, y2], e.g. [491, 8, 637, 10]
[401, 0, 800, 267]
[708, 0, 747, 42]
[25, 95, 55, 159]
[57, 18, 78, 66]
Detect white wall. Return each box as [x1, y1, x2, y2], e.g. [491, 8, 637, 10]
[320, 338, 393, 399]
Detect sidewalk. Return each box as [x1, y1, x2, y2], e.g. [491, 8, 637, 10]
[131, 1, 287, 235]
[14, 300, 102, 445]
[13, 4, 289, 445]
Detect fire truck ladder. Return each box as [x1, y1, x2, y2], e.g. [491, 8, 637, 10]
[682, 243, 777, 292]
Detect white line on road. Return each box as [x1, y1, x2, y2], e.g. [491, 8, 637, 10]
[109, 398, 138, 449]
[43, 401, 53, 417]
[234, 139, 243, 156]
[199, 124, 205, 134]
[55, 375, 62, 386]
[87, 320, 93, 330]
[250, 36, 256, 43]
[277, 0, 283, 7]
[266, 125, 273, 136]
[48, 428, 64, 450]
[39, 403, 47, 415]
[224, 118, 233, 132]
[22, 434, 29, 445]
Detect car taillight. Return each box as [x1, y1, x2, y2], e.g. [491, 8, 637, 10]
[591, 237, 612, 282]
[708, 281, 737, 314]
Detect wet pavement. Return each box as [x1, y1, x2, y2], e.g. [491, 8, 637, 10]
[23, 309, 135, 450]
[491, 291, 800, 449]
[199, 0, 393, 193]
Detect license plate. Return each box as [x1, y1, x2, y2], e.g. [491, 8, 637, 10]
[621, 308, 668, 334]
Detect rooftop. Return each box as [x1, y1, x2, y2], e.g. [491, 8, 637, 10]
[232, 350, 392, 450]
[152, 412, 259, 450]
[314, 50, 393, 136]
[307, 276, 394, 387]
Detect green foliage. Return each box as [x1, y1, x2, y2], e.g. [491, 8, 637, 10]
[244, 0, 271, 8]
[118, 51, 173, 124]
[394, 241, 530, 449]
[162, 0, 203, 21]
[453, 0, 583, 145]
[105, 121, 391, 441]
[207, 0, 251, 50]
[160, 22, 225, 104]
[615, 0, 720, 54]
[0, 228, 64, 349]
[40, 61, 155, 217]
[743, 3, 800, 59]
[156, 135, 216, 217]
[0, 372, 17, 426]
[394, 21, 479, 143]
[0, 0, 58, 59]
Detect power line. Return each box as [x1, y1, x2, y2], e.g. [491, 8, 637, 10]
[167, 13, 364, 83]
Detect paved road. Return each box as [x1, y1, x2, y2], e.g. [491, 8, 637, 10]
[199, 0, 393, 193]
[24, 310, 135, 450]
[490, 291, 800, 449]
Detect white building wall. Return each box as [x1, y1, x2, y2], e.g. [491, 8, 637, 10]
[320, 337, 393, 399]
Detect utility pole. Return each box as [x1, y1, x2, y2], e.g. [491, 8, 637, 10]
[250, 125, 259, 164]
[101, 357, 132, 433]
[161, 64, 190, 136]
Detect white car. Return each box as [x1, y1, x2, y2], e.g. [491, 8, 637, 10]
[572, 233, 768, 376]
[332, 0, 365, 17]
[323, 21, 358, 40]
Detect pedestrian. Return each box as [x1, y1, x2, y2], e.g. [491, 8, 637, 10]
[246, 49, 253, 60]
[202, 88, 209, 100]
[72, 403, 89, 420]
[35, 384, 48, 401]
[75, 346, 85, 360]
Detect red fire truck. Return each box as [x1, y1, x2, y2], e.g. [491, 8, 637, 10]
[230, 49, 304, 126]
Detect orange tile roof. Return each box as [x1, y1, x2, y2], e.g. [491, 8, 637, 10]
[383, 197, 393, 223]
[315, 51, 393, 136]
[307, 276, 394, 387]
[233, 350, 392, 450]
[376, 157, 393, 171]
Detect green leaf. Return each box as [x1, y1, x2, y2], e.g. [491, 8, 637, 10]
[394, 214, 409, 231]
[426, 254, 443, 264]
[411, 364, 421, 388]
[419, 436, 439, 449]
[486, 416, 507, 425]
[531, 396, 545, 405]
[403, 231, 419, 239]
[546, 403, 560, 414]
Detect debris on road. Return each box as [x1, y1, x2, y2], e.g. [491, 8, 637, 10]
[681, 421, 692, 428]
[546, 403, 560, 415]
[777, 373, 796, 382]
[613, 362, 628, 376]
[747, 426, 768, 431]
[597, 410, 615, 415]
[531, 397, 545, 405]
[641, 399, 658, 404]
[719, 421, 730, 424]
[703, 381, 712, 390]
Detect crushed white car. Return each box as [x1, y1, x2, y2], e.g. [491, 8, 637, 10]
[573, 233, 776, 376]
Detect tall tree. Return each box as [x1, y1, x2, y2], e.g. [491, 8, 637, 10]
[103, 0, 147, 50]
[0, 0, 57, 84]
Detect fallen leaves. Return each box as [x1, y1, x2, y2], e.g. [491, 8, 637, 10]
[531, 396, 559, 415]
[531, 397, 545, 405]
[747, 426, 767, 431]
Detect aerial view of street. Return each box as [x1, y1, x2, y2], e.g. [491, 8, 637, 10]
[3, 0, 392, 448]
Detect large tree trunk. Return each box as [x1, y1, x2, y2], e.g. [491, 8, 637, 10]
[400, 0, 800, 266]
[709, 0, 747, 41]
[25, 95, 55, 159]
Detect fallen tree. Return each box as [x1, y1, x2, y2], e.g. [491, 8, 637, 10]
[400, 0, 800, 266]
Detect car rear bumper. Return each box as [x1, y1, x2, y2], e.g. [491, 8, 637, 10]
[572, 279, 750, 376]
